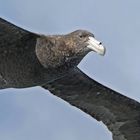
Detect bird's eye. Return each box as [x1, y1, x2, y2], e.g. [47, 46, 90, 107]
[79, 35, 83, 38]
[79, 34, 85, 39]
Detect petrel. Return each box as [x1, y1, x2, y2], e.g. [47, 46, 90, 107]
[0, 17, 140, 140]
[0, 17, 105, 88]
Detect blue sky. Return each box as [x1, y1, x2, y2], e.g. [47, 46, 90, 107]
[0, 0, 140, 140]
[0, 87, 111, 140]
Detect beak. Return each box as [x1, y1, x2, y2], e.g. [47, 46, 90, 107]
[87, 36, 106, 56]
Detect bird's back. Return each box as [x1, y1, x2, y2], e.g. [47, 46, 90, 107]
[0, 18, 48, 88]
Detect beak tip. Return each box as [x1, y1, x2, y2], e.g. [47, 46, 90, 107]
[87, 36, 106, 56]
[101, 46, 106, 56]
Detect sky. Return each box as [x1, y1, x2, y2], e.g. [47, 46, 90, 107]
[0, 0, 140, 140]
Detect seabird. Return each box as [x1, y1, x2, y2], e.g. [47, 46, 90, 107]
[0, 17, 140, 140]
[0, 17, 105, 88]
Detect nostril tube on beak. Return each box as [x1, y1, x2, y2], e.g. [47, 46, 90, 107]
[87, 36, 106, 56]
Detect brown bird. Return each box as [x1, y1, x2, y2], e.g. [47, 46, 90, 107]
[0, 17, 105, 88]
[0, 17, 140, 140]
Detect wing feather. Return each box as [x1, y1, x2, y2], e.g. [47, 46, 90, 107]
[0, 18, 40, 88]
[43, 68, 140, 140]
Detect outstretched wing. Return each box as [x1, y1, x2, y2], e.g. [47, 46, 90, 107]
[0, 18, 40, 88]
[43, 68, 140, 140]
[0, 17, 37, 40]
[0, 18, 38, 48]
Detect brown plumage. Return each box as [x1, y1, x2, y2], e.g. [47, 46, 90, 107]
[0, 17, 140, 140]
[0, 18, 104, 88]
[35, 30, 94, 69]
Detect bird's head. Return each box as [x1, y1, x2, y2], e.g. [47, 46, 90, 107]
[65, 30, 105, 56]
[36, 30, 106, 70]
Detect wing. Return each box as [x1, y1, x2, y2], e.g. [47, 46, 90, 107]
[43, 68, 140, 140]
[0, 17, 38, 45]
[0, 18, 41, 88]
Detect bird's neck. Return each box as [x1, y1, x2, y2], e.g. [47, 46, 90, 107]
[35, 36, 84, 70]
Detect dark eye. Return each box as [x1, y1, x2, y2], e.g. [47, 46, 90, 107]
[79, 35, 84, 38]
[79, 34, 86, 39]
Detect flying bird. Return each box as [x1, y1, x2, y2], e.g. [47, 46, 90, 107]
[0, 17, 105, 89]
[0, 17, 140, 140]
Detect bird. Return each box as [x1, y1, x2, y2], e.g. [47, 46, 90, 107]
[0, 17, 105, 89]
[0, 17, 140, 140]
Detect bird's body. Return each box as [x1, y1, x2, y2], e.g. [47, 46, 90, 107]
[0, 18, 105, 88]
[1, 17, 140, 140]
[0, 18, 48, 88]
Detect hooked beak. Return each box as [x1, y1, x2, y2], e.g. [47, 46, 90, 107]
[87, 37, 106, 56]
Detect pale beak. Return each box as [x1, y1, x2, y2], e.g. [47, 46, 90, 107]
[87, 36, 106, 56]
